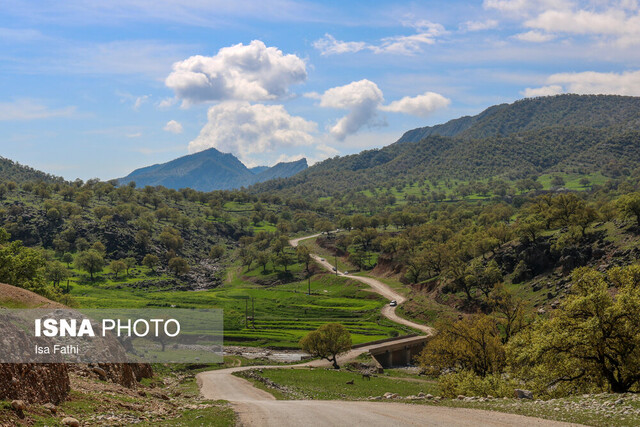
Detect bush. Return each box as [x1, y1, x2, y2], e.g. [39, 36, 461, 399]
[438, 370, 517, 398]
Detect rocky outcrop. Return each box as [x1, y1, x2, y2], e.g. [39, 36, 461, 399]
[0, 363, 70, 404]
[90, 363, 153, 388]
[493, 232, 609, 284]
[0, 286, 153, 403]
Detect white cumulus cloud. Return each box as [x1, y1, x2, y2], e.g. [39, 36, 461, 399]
[163, 120, 183, 134]
[487, 1, 640, 46]
[483, 0, 571, 15]
[380, 92, 450, 117]
[524, 70, 640, 96]
[313, 34, 367, 55]
[522, 85, 563, 97]
[319, 80, 385, 140]
[313, 21, 445, 56]
[188, 102, 317, 165]
[513, 30, 555, 42]
[460, 19, 499, 32]
[166, 40, 307, 105]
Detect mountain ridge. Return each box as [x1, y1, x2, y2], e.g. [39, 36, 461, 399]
[118, 148, 308, 191]
[251, 94, 640, 199]
[397, 94, 640, 143]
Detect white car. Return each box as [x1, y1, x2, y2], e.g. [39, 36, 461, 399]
[389, 300, 397, 307]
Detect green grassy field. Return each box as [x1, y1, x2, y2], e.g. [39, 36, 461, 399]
[237, 368, 439, 400]
[67, 264, 409, 348]
[236, 367, 640, 426]
[359, 172, 609, 206]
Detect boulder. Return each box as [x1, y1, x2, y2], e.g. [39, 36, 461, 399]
[92, 367, 107, 380]
[43, 402, 57, 414]
[11, 400, 26, 411]
[62, 417, 80, 427]
[515, 389, 533, 399]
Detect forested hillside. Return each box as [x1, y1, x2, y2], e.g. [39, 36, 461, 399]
[0, 175, 325, 300]
[251, 95, 640, 201]
[0, 156, 64, 185]
[397, 94, 640, 142]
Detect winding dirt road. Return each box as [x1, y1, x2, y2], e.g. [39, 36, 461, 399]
[198, 364, 581, 427]
[197, 232, 584, 426]
[290, 233, 433, 335]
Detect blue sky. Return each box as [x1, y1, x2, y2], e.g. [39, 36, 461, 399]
[1, 0, 640, 180]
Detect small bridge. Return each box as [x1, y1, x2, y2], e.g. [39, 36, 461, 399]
[354, 335, 430, 368]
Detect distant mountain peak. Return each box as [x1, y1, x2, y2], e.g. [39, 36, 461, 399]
[118, 149, 308, 191]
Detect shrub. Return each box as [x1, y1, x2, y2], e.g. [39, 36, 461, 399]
[438, 370, 517, 398]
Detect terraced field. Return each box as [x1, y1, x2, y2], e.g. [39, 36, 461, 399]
[69, 270, 409, 348]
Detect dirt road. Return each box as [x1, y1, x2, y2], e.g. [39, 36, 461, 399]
[196, 233, 582, 426]
[290, 233, 434, 335]
[198, 366, 581, 427]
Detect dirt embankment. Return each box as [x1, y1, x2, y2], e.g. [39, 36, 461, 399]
[0, 283, 153, 404]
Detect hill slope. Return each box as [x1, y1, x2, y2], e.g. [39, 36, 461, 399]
[252, 94, 640, 199]
[0, 282, 65, 308]
[119, 148, 308, 191]
[0, 156, 64, 184]
[397, 94, 640, 143]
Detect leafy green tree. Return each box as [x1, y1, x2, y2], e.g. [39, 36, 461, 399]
[256, 251, 271, 273]
[488, 284, 527, 344]
[0, 239, 47, 292]
[110, 260, 126, 279]
[417, 315, 506, 377]
[135, 230, 151, 250]
[46, 261, 70, 287]
[617, 193, 640, 226]
[276, 251, 294, 272]
[46, 208, 61, 222]
[124, 257, 136, 275]
[91, 241, 106, 255]
[61, 252, 74, 268]
[316, 219, 334, 234]
[551, 193, 584, 227]
[516, 215, 545, 243]
[348, 249, 368, 270]
[75, 190, 93, 208]
[299, 323, 352, 369]
[209, 245, 225, 260]
[508, 266, 640, 395]
[159, 227, 184, 251]
[405, 250, 429, 284]
[238, 216, 250, 230]
[168, 257, 189, 276]
[296, 245, 311, 272]
[464, 259, 502, 299]
[75, 249, 105, 281]
[239, 247, 257, 271]
[142, 254, 159, 272]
